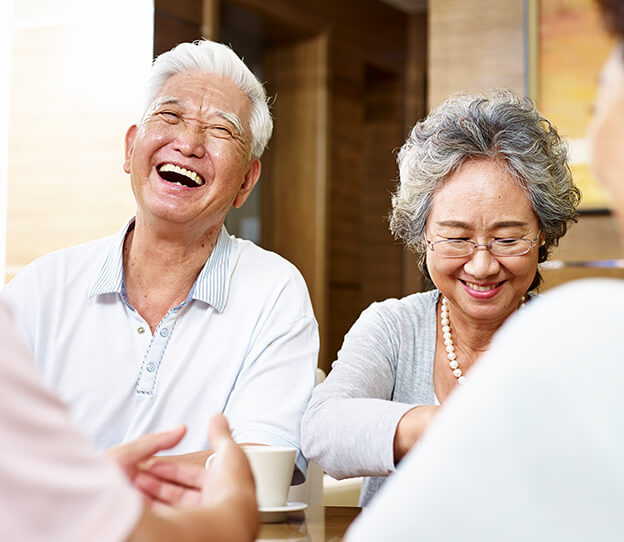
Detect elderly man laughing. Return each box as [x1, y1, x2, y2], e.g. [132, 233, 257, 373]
[2, 39, 318, 484]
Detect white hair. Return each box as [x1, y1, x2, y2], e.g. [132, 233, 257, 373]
[142, 40, 273, 158]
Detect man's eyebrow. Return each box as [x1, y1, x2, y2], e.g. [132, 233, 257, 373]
[214, 109, 244, 137]
[146, 96, 180, 116]
[144, 98, 244, 137]
[152, 96, 180, 109]
[155, 96, 180, 106]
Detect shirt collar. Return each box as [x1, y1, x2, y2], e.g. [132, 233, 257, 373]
[88, 219, 233, 312]
[191, 226, 233, 312]
[88, 219, 133, 298]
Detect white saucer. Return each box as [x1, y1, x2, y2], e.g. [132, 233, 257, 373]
[259, 501, 308, 523]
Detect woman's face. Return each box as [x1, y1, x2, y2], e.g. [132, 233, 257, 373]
[425, 159, 541, 327]
[588, 44, 624, 223]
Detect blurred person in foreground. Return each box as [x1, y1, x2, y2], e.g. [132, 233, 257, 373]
[302, 89, 580, 505]
[1, 39, 317, 484]
[1, 295, 258, 541]
[345, 1, 624, 539]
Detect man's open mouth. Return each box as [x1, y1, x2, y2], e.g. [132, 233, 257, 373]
[158, 164, 205, 187]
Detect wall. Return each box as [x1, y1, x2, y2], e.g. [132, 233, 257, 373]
[5, 0, 154, 284]
[429, 0, 525, 107]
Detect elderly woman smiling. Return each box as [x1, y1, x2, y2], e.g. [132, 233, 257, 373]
[301, 90, 580, 506]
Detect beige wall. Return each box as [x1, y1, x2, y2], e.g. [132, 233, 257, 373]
[5, 0, 153, 283]
[428, 0, 526, 108]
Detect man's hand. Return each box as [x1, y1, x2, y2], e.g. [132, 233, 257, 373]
[393, 405, 440, 464]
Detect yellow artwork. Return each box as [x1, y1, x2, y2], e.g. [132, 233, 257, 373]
[536, 0, 615, 210]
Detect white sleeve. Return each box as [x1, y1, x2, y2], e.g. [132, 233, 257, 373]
[223, 274, 319, 485]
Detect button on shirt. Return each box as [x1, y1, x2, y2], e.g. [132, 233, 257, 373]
[2, 220, 319, 482]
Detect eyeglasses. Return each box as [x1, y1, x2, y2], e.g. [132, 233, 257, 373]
[424, 231, 541, 258]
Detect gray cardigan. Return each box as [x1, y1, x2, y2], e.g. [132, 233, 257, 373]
[301, 289, 440, 506]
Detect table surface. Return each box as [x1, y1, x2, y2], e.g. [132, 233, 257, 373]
[256, 505, 361, 541]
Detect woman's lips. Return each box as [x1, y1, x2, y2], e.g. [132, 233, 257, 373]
[460, 279, 504, 297]
[464, 280, 499, 292]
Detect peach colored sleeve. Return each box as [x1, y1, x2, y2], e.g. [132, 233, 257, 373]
[0, 301, 142, 542]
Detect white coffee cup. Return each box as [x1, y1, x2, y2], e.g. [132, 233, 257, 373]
[242, 445, 296, 509]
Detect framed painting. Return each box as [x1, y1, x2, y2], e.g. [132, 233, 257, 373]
[530, 0, 615, 211]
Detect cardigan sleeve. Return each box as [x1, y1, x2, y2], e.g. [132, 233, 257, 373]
[301, 301, 421, 479]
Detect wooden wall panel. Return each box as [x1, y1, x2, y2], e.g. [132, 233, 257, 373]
[541, 213, 624, 290]
[541, 266, 624, 289]
[405, 12, 427, 128]
[428, 0, 525, 108]
[327, 51, 365, 368]
[403, 12, 428, 294]
[554, 214, 623, 262]
[263, 36, 329, 368]
[326, 48, 407, 370]
[154, 0, 203, 56]
[328, 287, 365, 365]
[229, 0, 407, 71]
[362, 69, 404, 305]
[328, 74, 365, 286]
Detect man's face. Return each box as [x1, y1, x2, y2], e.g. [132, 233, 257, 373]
[123, 71, 261, 232]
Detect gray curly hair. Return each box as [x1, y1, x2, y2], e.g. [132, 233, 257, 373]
[389, 90, 580, 291]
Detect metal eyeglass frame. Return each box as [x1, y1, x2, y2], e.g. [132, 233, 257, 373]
[423, 230, 542, 258]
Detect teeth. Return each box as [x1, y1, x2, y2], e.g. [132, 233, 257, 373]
[466, 281, 498, 292]
[158, 163, 204, 186]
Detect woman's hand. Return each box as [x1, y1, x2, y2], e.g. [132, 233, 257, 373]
[124, 415, 259, 542]
[135, 416, 257, 512]
[393, 406, 440, 464]
[106, 425, 188, 499]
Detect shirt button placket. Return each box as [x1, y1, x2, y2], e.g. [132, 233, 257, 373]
[136, 314, 176, 395]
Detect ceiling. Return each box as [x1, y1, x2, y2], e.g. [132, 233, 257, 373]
[379, 0, 427, 13]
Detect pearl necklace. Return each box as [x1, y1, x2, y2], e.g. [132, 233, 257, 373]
[440, 295, 525, 385]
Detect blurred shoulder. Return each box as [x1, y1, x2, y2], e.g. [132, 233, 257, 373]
[492, 278, 624, 359]
[524, 278, 624, 317]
